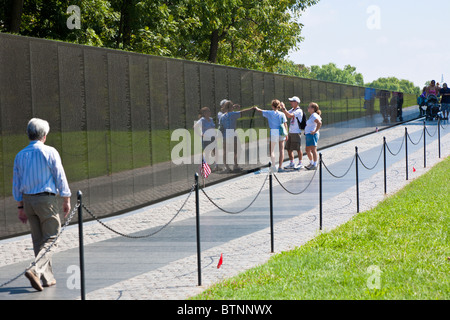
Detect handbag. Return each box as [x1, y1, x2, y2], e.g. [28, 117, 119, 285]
[279, 113, 287, 136]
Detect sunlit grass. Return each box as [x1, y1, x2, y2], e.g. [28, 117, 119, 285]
[193, 157, 450, 300]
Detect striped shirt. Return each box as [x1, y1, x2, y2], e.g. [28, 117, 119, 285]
[13, 140, 71, 202]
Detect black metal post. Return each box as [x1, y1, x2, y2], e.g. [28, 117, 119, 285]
[423, 121, 426, 168]
[269, 162, 274, 253]
[355, 147, 360, 213]
[77, 191, 86, 301]
[438, 118, 441, 159]
[405, 128, 409, 181]
[195, 173, 201, 286]
[319, 153, 323, 230]
[383, 137, 387, 195]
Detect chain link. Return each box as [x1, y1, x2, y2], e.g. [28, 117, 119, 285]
[357, 145, 384, 171]
[201, 174, 269, 215]
[425, 125, 438, 137]
[82, 184, 195, 239]
[407, 130, 424, 146]
[322, 156, 355, 179]
[273, 169, 317, 195]
[386, 135, 405, 156]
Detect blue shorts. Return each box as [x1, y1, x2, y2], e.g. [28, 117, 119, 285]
[305, 133, 320, 147]
[441, 103, 450, 111]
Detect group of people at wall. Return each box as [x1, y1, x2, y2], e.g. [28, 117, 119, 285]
[418, 80, 450, 120]
[364, 88, 404, 123]
[194, 97, 322, 174]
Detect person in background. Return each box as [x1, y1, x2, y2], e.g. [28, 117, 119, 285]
[440, 83, 450, 120]
[426, 80, 439, 97]
[280, 96, 304, 170]
[304, 103, 322, 171]
[364, 87, 376, 116]
[379, 90, 391, 123]
[13, 118, 71, 292]
[397, 92, 404, 122]
[194, 107, 217, 170]
[219, 101, 254, 172]
[418, 87, 428, 116]
[254, 100, 288, 173]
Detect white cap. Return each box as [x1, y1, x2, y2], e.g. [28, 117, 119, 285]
[288, 96, 301, 103]
[220, 99, 229, 106]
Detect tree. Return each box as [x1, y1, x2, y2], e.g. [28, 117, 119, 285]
[365, 77, 420, 95]
[0, 0, 320, 72]
[275, 59, 313, 79]
[310, 63, 365, 86]
[1, 0, 24, 33]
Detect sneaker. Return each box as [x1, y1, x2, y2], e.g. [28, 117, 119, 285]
[296, 163, 304, 170]
[278, 168, 286, 173]
[306, 164, 317, 171]
[284, 162, 296, 170]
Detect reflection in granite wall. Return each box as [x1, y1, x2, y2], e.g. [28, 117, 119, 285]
[0, 33, 418, 239]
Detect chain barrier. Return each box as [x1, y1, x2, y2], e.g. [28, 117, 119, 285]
[0, 202, 80, 289]
[385, 135, 405, 156]
[322, 156, 355, 179]
[425, 126, 438, 138]
[200, 174, 269, 215]
[3, 119, 447, 292]
[407, 130, 424, 146]
[273, 169, 317, 196]
[82, 184, 196, 239]
[357, 145, 384, 171]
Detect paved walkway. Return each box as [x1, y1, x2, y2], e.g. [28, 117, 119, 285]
[0, 118, 448, 300]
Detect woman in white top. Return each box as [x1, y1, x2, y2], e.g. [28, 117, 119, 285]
[254, 100, 288, 172]
[304, 102, 322, 170]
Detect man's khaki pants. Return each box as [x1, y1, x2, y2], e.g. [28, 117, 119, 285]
[23, 194, 61, 285]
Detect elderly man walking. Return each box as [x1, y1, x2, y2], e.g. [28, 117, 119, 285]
[13, 118, 71, 291]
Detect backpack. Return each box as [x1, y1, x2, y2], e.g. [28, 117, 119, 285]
[296, 110, 307, 130]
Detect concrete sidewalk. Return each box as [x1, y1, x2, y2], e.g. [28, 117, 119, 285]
[0, 118, 448, 300]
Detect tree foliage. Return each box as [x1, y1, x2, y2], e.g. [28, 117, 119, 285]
[276, 60, 420, 94]
[276, 61, 364, 86]
[310, 63, 364, 86]
[365, 77, 420, 95]
[0, 0, 320, 71]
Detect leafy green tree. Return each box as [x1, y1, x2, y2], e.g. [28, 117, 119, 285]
[0, 0, 320, 72]
[310, 63, 364, 86]
[179, 0, 320, 71]
[365, 77, 420, 95]
[275, 59, 313, 79]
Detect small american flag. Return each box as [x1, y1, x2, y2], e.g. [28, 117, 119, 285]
[201, 157, 211, 179]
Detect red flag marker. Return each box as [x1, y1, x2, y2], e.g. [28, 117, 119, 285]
[217, 253, 223, 269]
[413, 167, 416, 172]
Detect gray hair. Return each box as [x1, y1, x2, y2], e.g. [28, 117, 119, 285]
[27, 118, 50, 141]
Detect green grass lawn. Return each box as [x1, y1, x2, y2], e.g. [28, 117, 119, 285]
[193, 156, 450, 300]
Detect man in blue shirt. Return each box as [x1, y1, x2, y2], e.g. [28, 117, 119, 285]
[13, 118, 71, 291]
